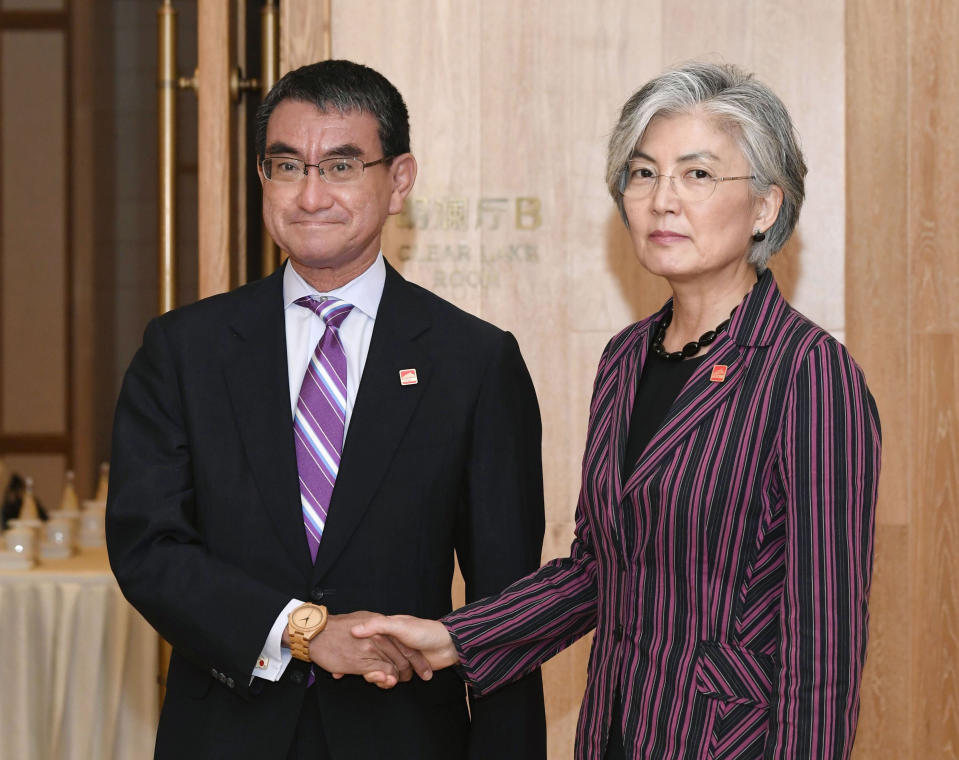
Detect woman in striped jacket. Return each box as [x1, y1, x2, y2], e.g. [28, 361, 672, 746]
[355, 61, 881, 760]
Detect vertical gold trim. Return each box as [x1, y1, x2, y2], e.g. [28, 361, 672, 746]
[260, 0, 279, 275]
[196, 0, 235, 299]
[157, 1, 177, 314]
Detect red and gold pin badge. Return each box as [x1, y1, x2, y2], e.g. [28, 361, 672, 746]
[399, 368, 418, 386]
[710, 365, 728, 383]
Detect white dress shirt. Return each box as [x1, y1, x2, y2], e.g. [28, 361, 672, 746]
[252, 253, 386, 683]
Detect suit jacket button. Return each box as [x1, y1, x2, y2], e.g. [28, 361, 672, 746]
[290, 669, 305, 685]
[311, 588, 325, 602]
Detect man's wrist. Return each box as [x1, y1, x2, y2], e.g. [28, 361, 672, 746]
[287, 603, 328, 662]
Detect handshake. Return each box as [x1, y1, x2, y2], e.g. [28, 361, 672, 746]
[287, 611, 460, 689]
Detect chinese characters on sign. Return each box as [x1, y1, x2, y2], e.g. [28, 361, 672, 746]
[396, 196, 542, 231]
[392, 195, 543, 291]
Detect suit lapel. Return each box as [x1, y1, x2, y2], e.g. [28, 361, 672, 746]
[222, 267, 309, 569]
[603, 319, 654, 550]
[622, 336, 747, 493]
[621, 270, 784, 494]
[312, 264, 431, 580]
[609, 320, 654, 506]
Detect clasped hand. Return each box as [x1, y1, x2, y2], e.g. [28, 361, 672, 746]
[306, 612, 459, 689]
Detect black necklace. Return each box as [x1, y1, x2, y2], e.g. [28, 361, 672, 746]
[651, 307, 732, 361]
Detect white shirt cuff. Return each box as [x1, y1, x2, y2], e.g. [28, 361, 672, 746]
[251, 598, 303, 682]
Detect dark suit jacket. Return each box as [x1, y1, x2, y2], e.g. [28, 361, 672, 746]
[106, 261, 546, 760]
[445, 270, 881, 760]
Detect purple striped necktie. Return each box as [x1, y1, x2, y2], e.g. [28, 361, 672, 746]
[293, 296, 354, 563]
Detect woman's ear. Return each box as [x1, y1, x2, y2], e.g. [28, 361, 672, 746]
[755, 183, 784, 234]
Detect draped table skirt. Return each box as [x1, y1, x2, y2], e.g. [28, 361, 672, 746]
[0, 547, 159, 760]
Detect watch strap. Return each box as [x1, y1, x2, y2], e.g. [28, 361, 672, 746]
[289, 630, 313, 662]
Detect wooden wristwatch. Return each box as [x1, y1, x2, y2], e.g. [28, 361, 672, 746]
[287, 603, 328, 662]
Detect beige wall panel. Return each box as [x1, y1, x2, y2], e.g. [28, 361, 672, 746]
[543, 521, 575, 566]
[753, 0, 845, 329]
[847, 2, 959, 757]
[542, 634, 592, 759]
[1, 31, 66, 435]
[845, 0, 908, 526]
[851, 524, 910, 759]
[911, 334, 959, 758]
[661, 0, 846, 332]
[281, 0, 330, 72]
[472, 0, 568, 525]
[567, 331, 613, 507]
[333, 2, 581, 519]
[565, 1, 667, 334]
[909, 0, 959, 334]
[333, 2, 484, 317]
[845, 0, 911, 752]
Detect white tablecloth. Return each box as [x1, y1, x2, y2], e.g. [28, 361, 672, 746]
[0, 547, 159, 760]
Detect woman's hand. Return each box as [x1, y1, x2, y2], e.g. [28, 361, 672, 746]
[306, 611, 433, 688]
[350, 615, 460, 688]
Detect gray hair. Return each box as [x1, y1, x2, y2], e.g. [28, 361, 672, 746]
[606, 61, 807, 268]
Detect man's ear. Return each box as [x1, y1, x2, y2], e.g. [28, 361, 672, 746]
[387, 154, 417, 215]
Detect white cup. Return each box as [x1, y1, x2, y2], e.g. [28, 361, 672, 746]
[5, 526, 38, 561]
[50, 510, 81, 546]
[78, 507, 106, 548]
[45, 518, 74, 549]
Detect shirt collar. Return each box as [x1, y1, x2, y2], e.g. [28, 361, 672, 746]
[282, 253, 386, 320]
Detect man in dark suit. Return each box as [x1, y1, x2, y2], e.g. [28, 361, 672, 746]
[106, 59, 546, 760]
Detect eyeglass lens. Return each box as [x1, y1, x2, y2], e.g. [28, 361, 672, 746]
[623, 168, 718, 202]
[263, 156, 364, 184]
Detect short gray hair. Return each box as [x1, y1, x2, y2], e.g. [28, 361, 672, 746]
[606, 61, 807, 268]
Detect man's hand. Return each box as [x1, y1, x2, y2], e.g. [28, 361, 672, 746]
[307, 611, 433, 688]
[351, 615, 459, 688]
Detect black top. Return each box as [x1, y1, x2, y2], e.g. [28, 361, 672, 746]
[623, 341, 707, 473]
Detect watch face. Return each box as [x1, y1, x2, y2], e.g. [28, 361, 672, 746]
[292, 605, 326, 632]
[294, 608, 321, 627]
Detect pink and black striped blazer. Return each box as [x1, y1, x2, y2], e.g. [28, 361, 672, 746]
[444, 270, 880, 759]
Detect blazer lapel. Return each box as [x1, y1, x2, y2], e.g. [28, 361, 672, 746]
[222, 267, 308, 569]
[312, 264, 432, 580]
[609, 319, 655, 505]
[622, 270, 784, 494]
[600, 319, 654, 553]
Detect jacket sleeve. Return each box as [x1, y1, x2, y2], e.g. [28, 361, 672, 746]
[768, 338, 881, 758]
[450, 330, 547, 760]
[105, 317, 290, 700]
[444, 336, 610, 706]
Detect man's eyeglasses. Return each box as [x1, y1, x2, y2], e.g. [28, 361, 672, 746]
[260, 155, 393, 185]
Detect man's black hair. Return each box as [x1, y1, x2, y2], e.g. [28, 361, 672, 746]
[255, 59, 410, 160]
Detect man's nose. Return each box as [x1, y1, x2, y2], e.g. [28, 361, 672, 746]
[296, 167, 335, 211]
